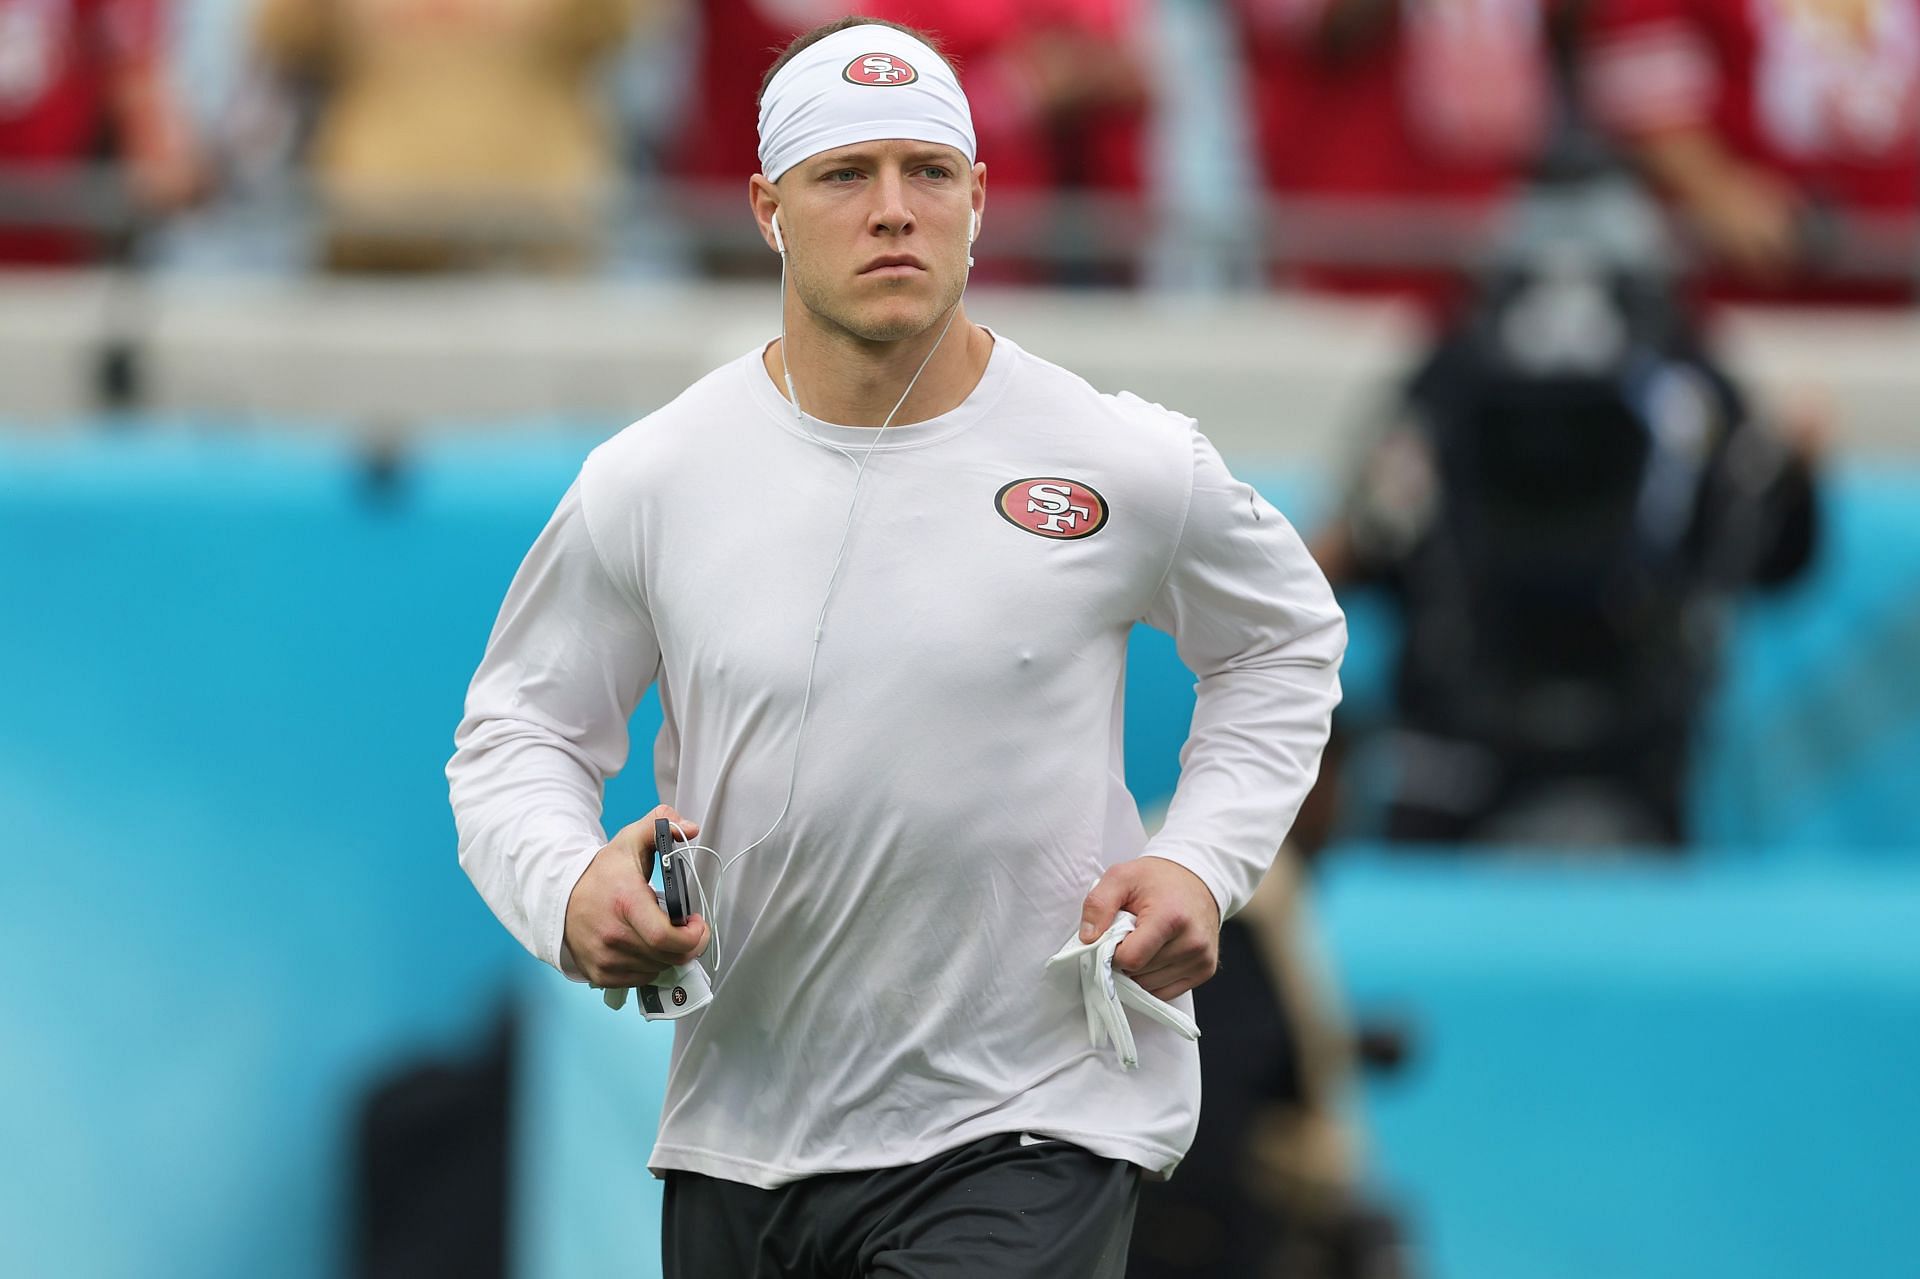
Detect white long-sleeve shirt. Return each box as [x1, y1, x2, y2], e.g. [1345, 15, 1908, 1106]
[447, 330, 1345, 1188]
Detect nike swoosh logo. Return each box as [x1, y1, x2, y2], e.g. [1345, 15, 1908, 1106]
[1018, 1133, 1049, 1147]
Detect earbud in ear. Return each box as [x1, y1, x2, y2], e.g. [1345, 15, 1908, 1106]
[771, 212, 786, 254]
[968, 210, 979, 243]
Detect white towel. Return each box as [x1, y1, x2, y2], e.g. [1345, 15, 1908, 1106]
[1046, 910, 1200, 1070]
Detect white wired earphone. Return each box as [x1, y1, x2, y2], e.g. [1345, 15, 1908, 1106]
[660, 198, 980, 981]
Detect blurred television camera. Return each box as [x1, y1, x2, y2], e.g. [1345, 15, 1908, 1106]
[1317, 170, 1821, 847]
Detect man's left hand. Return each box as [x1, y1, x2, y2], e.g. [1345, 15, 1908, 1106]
[1079, 857, 1222, 1000]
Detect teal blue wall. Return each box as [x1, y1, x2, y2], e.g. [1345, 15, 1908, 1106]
[1, 427, 1914, 1277]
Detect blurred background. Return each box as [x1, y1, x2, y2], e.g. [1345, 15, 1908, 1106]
[1, 0, 1916, 1276]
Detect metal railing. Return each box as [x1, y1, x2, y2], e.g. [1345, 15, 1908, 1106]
[4, 165, 1915, 286]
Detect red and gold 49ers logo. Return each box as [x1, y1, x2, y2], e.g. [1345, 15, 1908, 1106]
[996, 478, 1110, 540]
[843, 53, 918, 86]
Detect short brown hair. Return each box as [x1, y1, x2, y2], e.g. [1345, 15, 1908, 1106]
[757, 16, 957, 103]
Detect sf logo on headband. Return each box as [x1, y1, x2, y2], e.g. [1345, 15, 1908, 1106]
[844, 53, 918, 86]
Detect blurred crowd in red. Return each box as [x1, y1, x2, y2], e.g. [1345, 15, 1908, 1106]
[0, 0, 205, 262]
[0, 0, 1914, 301]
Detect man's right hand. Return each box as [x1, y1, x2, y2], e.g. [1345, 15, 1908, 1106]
[563, 805, 710, 988]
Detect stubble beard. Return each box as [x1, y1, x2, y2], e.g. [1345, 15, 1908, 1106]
[792, 261, 966, 346]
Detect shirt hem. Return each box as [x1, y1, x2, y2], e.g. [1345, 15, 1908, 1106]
[646, 1128, 1185, 1190]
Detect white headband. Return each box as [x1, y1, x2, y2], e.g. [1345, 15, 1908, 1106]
[757, 25, 976, 182]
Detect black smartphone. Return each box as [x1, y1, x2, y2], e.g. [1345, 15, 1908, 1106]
[656, 816, 689, 927]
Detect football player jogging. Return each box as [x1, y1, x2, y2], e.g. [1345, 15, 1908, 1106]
[447, 17, 1345, 1278]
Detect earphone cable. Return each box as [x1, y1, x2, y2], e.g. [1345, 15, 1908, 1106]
[684, 244, 971, 981]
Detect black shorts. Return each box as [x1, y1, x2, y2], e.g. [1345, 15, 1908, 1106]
[661, 1132, 1142, 1278]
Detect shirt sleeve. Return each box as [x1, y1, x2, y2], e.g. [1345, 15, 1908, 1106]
[1139, 425, 1346, 924]
[445, 471, 659, 980]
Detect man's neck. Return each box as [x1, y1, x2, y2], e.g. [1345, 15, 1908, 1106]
[764, 304, 993, 428]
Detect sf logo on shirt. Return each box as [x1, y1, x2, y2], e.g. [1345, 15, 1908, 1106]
[843, 54, 918, 86]
[996, 478, 1110, 539]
